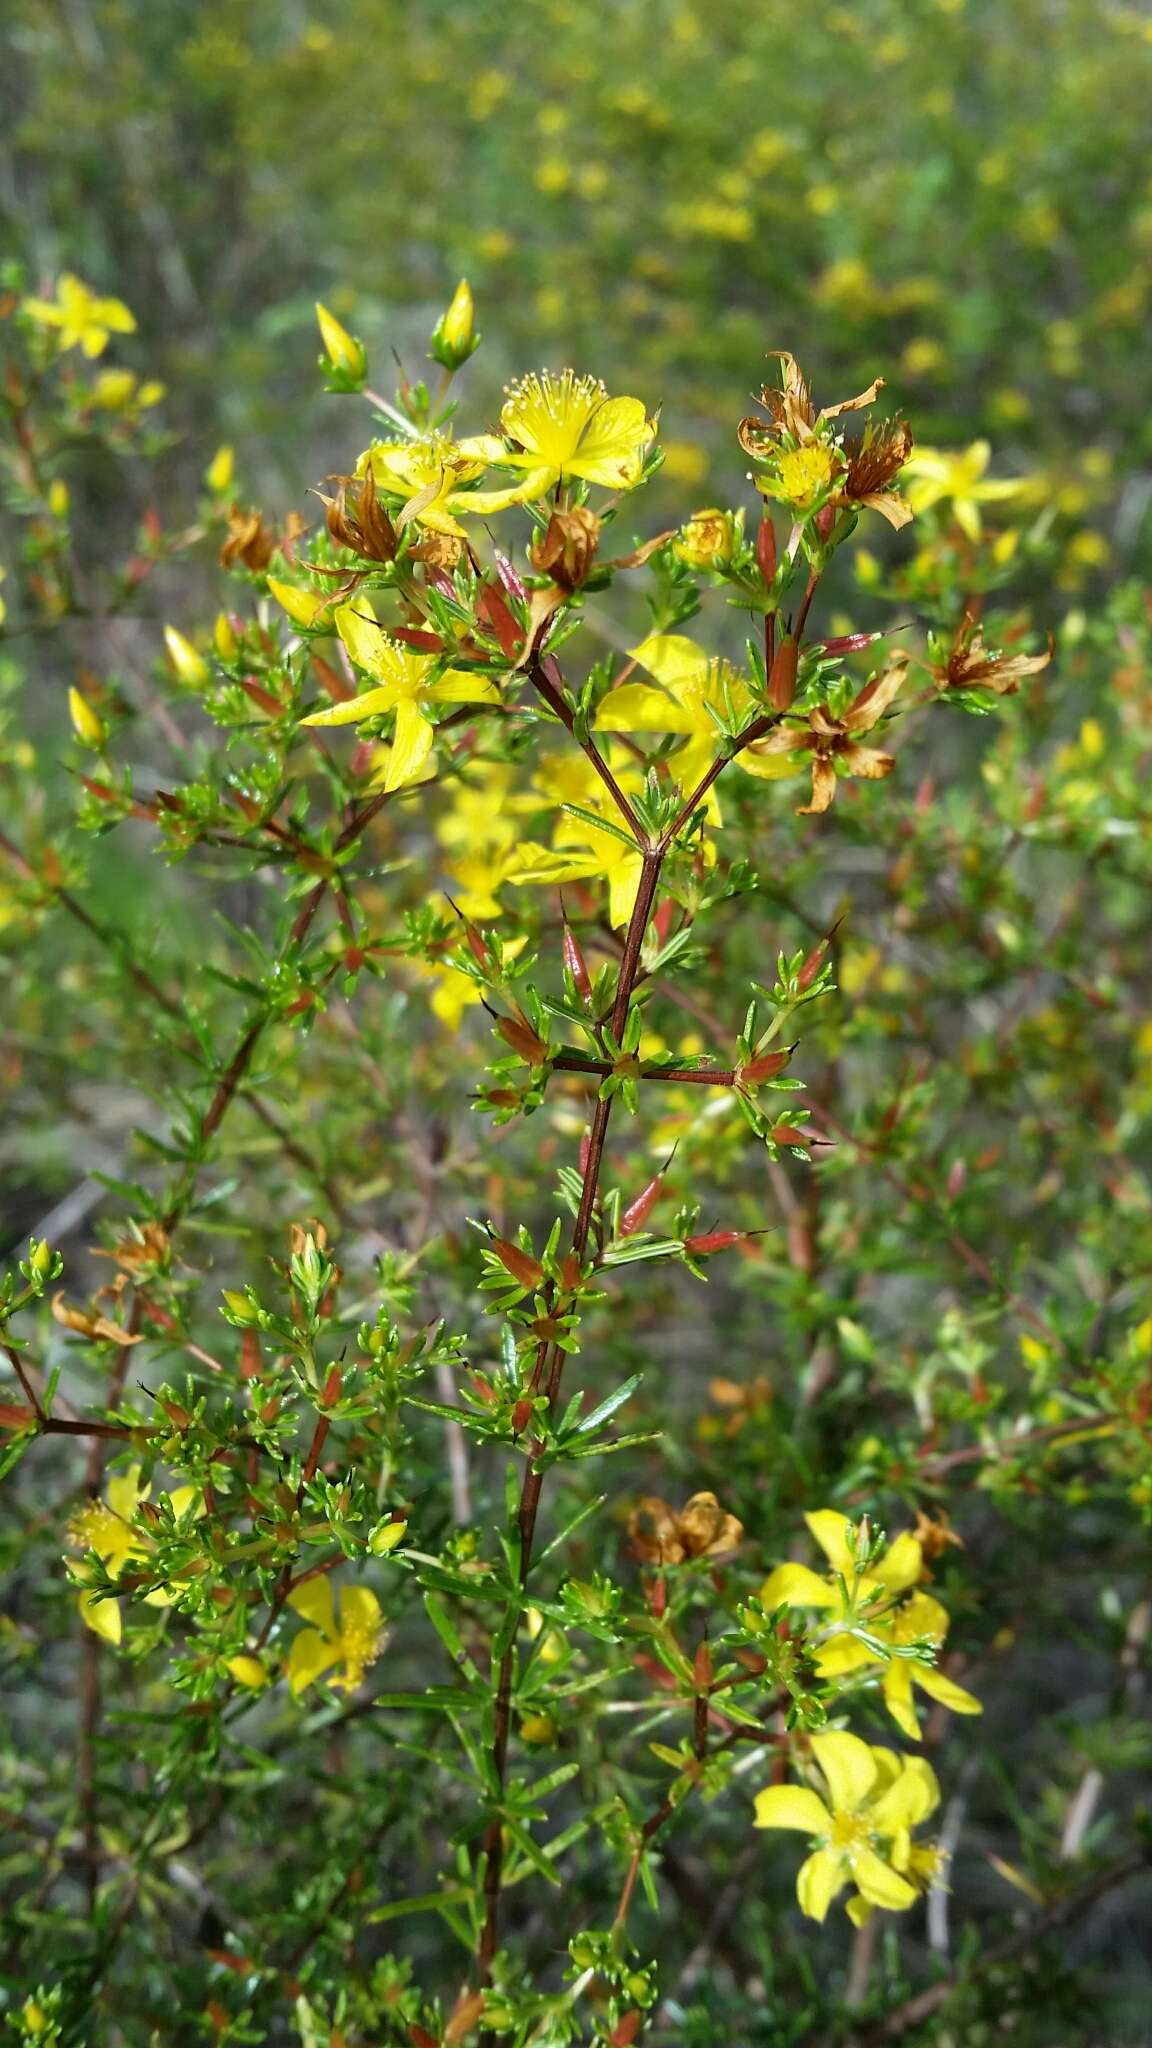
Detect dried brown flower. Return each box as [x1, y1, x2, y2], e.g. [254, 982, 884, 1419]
[628, 1490, 744, 1565]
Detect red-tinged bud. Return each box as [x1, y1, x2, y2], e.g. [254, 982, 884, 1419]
[511, 1397, 533, 1434]
[814, 504, 837, 541]
[468, 1372, 498, 1406]
[915, 774, 936, 814]
[478, 581, 523, 660]
[350, 740, 375, 778]
[816, 630, 882, 656]
[611, 2016, 643, 2047]
[756, 511, 777, 585]
[240, 1328, 262, 1379]
[0, 1402, 35, 1431]
[161, 1398, 191, 1428]
[285, 992, 316, 1016]
[945, 1159, 967, 1200]
[312, 652, 355, 704]
[79, 776, 118, 803]
[740, 1046, 792, 1084]
[562, 922, 593, 1001]
[231, 791, 262, 822]
[124, 554, 149, 588]
[797, 916, 844, 990]
[559, 1252, 583, 1291]
[620, 1174, 664, 1237]
[408, 2028, 439, 2048]
[321, 1364, 343, 1409]
[496, 1012, 549, 1063]
[647, 1576, 668, 1618]
[693, 1639, 714, 1688]
[260, 1397, 280, 1424]
[239, 676, 284, 716]
[489, 1237, 545, 1289]
[652, 896, 675, 944]
[495, 551, 528, 603]
[143, 507, 163, 542]
[484, 1089, 520, 1108]
[773, 1126, 811, 1149]
[767, 634, 798, 711]
[683, 1229, 745, 1255]
[464, 920, 491, 970]
[344, 944, 365, 973]
[390, 626, 445, 652]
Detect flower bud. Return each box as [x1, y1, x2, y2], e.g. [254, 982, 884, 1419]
[163, 625, 210, 689]
[430, 278, 479, 370]
[266, 577, 331, 630]
[315, 301, 367, 384]
[205, 444, 234, 496]
[674, 507, 736, 572]
[68, 687, 106, 749]
[213, 611, 239, 661]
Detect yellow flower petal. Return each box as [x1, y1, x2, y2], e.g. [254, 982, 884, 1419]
[288, 1576, 336, 1631]
[796, 1845, 847, 1922]
[385, 697, 435, 790]
[267, 579, 333, 631]
[301, 687, 396, 728]
[288, 1627, 341, 1696]
[753, 1785, 831, 1835]
[804, 1510, 857, 1577]
[914, 1665, 983, 1717]
[881, 1661, 921, 1740]
[852, 1846, 918, 1912]
[761, 1562, 838, 1610]
[873, 1530, 924, 1594]
[79, 1588, 122, 1644]
[810, 1729, 877, 1813]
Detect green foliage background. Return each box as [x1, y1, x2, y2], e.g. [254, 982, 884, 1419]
[2, 5, 1152, 2047]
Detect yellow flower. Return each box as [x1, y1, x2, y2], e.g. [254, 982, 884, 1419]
[902, 442, 1028, 541]
[68, 1464, 198, 1643]
[773, 443, 838, 508]
[481, 371, 655, 497]
[763, 1511, 980, 1737]
[754, 1730, 938, 1921]
[358, 434, 529, 537]
[673, 508, 737, 571]
[594, 632, 753, 820]
[23, 275, 136, 358]
[287, 1576, 385, 1695]
[300, 601, 498, 789]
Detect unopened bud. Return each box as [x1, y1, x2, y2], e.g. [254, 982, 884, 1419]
[163, 625, 210, 689]
[430, 278, 479, 370]
[68, 687, 107, 749]
[315, 301, 367, 383]
[562, 922, 593, 1002]
[767, 634, 798, 712]
[674, 507, 736, 572]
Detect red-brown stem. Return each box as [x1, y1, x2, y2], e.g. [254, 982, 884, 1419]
[478, 853, 662, 1988]
[527, 656, 647, 842]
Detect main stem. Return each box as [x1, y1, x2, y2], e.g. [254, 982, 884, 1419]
[478, 849, 662, 1983]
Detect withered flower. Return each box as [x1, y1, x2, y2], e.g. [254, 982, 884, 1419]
[839, 417, 914, 530]
[319, 471, 398, 564]
[628, 1490, 744, 1565]
[409, 530, 467, 573]
[530, 505, 602, 590]
[931, 617, 1052, 696]
[912, 1508, 964, 1565]
[220, 506, 277, 572]
[738, 350, 885, 460]
[743, 655, 908, 815]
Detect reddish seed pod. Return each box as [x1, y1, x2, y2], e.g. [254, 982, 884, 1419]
[767, 634, 798, 711]
[562, 921, 593, 1001]
[683, 1229, 745, 1255]
[464, 920, 490, 970]
[741, 1046, 792, 1084]
[511, 1397, 533, 1434]
[321, 1364, 343, 1409]
[693, 1639, 714, 1688]
[490, 1237, 545, 1289]
[620, 1173, 664, 1237]
[496, 1013, 548, 1063]
[756, 511, 777, 584]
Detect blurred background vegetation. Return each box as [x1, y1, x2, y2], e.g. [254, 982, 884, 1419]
[4, 0, 1150, 568]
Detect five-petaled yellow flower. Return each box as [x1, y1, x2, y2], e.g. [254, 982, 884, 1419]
[299, 601, 499, 789]
[23, 276, 136, 358]
[68, 1464, 197, 1643]
[359, 434, 534, 537]
[762, 1510, 981, 1739]
[754, 1729, 940, 1922]
[475, 370, 656, 498]
[594, 632, 754, 821]
[902, 442, 1029, 541]
[287, 1576, 385, 1695]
